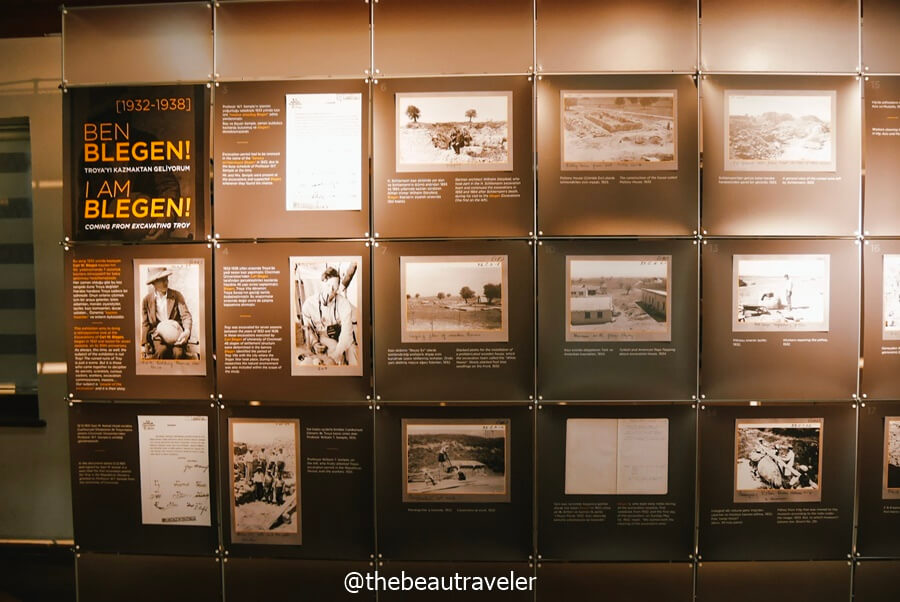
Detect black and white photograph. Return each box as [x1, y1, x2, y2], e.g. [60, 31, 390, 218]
[133, 259, 207, 376]
[884, 417, 900, 500]
[402, 419, 510, 503]
[733, 254, 830, 332]
[734, 418, 823, 503]
[565, 256, 671, 342]
[395, 92, 513, 172]
[400, 255, 509, 343]
[882, 255, 900, 341]
[724, 90, 836, 172]
[561, 90, 677, 171]
[228, 418, 302, 545]
[289, 256, 362, 376]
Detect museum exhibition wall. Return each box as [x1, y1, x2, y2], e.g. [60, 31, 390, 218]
[47, 0, 900, 599]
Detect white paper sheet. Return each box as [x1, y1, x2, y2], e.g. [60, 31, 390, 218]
[285, 93, 361, 211]
[138, 415, 211, 526]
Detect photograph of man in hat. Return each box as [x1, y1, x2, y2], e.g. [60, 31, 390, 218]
[140, 266, 193, 360]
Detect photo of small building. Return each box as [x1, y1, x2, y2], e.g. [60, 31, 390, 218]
[570, 295, 614, 325]
[566, 255, 672, 342]
[641, 288, 667, 316]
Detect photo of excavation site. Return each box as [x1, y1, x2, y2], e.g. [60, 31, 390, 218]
[566, 256, 671, 342]
[403, 419, 509, 503]
[733, 254, 830, 332]
[734, 419, 822, 503]
[882, 255, 900, 341]
[561, 90, 676, 170]
[395, 92, 513, 172]
[228, 418, 301, 545]
[401, 256, 508, 343]
[725, 90, 835, 172]
[884, 418, 900, 500]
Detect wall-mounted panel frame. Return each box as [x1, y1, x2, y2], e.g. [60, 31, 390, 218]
[63, 84, 211, 242]
[861, 239, 900, 398]
[535, 0, 698, 73]
[212, 79, 370, 239]
[63, 3, 213, 85]
[536, 562, 693, 602]
[214, 241, 372, 401]
[64, 243, 215, 401]
[373, 240, 534, 400]
[698, 402, 855, 561]
[69, 401, 219, 555]
[77, 553, 222, 602]
[863, 77, 900, 235]
[224, 558, 375, 601]
[375, 403, 534, 561]
[700, 0, 859, 73]
[536, 75, 698, 236]
[536, 402, 696, 561]
[537, 238, 697, 400]
[373, 76, 534, 238]
[215, 0, 370, 81]
[373, 0, 533, 77]
[219, 402, 374, 559]
[700, 238, 859, 401]
[701, 76, 861, 236]
[696, 561, 852, 602]
[861, 0, 900, 74]
[378, 562, 534, 601]
[855, 401, 900, 557]
[853, 560, 900, 602]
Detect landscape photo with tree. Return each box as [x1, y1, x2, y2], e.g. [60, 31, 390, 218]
[400, 256, 509, 343]
[395, 92, 513, 172]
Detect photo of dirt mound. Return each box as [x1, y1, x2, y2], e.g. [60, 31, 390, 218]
[561, 91, 676, 170]
[725, 91, 835, 171]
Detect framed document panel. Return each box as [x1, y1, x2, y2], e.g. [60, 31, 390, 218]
[215, 241, 371, 401]
[379, 562, 534, 602]
[535, 0, 697, 73]
[213, 80, 370, 239]
[373, 240, 533, 401]
[375, 403, 533, 561]
[373, 0, 533, 77]
[696, 561, 851, 602]
[63, 4, 213, 85]
[856, 401, 900, 558]
[536, 562, 693, 602]
[699, 0, 858, 73]
[700, 238, 858, 401]
[537, 239, 697, 400]
[537, 75, 698, 236]
[373, 76, 534, 238]
[861, 0, 900, 74]
[224, 558, 374, 602]
[65, 243, 215, 401]
[215, 1, 370, 80]
[854, 561, 900, 602]
[219, 403, 373, 559]
[69, 401, 218, 555]
[537, 402, 696, 561]
[63, 84, 210, 242]
[863, 77, 900, 236]
[77, 553, 222, 602]
[698, 402, 855, 561]
[862, 240, 900, 398]
[700, 76, 860, 236]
